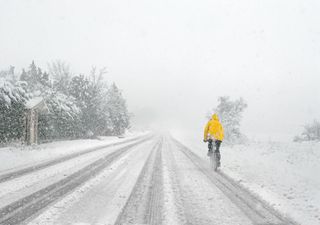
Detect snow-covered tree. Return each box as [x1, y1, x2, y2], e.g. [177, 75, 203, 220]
[69, 74, 97, 136]
[1, 61, 130, 143]
[39, 92, 81, 140]
[0, 68, 28, 142]
[209, 96, 247, 143]
[69, 68, 110, 137]
[20, 61, 50, 92]
[105, 83, 130, 135]
[48, 60, 72, 94]
[69, 71, 130, 137]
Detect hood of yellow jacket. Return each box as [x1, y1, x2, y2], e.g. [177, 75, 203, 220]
[211, 114, 219, 121]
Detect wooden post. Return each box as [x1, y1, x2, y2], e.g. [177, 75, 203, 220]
[24, 97, 48, 145]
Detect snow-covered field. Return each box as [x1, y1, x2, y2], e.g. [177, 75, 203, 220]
[171, 130, 320, 225]
[0, 131, 147, 173]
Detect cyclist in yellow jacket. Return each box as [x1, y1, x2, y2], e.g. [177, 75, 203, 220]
[204, 114, 224, 166]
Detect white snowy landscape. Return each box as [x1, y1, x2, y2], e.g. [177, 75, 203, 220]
[1, 0, 320, 225]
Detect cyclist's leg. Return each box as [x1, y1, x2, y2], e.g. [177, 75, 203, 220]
[207, 139, 213, 156]
[214, 140, 221, 152]
[215, 140, 222, 165]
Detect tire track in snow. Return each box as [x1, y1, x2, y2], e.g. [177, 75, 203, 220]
[165, 136, 253, 225]
[0, 135, 150, 184]
[161, 136, 189, 225]
[28, 139, 158, 225]
[115, 138, 164, 225]
[0, 137, 149, 225]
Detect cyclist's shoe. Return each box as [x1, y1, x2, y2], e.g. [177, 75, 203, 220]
[207, 150, 213, 156]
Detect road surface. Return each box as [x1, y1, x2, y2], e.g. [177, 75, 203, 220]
[0, 134, 298, 225]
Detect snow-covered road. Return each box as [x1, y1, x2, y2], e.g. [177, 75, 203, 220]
[0, 135, 298, 225]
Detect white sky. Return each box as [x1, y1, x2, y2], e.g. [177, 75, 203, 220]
[1, 0, 320, 140]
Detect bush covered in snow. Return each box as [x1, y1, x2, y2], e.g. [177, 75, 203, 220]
[294, 120, 320, 142]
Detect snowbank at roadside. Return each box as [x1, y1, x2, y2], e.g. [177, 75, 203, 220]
[171, 129, 320, 225]
[0, 131, 148, 173]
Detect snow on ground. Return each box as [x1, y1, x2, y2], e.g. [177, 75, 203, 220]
[0, 131, 148, 173]
[0, 142, 134, 209]
[28, 136, 256, 225]
[171, 129, 320, 225]
[163, 137, 254, 225]
[28, 139, 155, 225]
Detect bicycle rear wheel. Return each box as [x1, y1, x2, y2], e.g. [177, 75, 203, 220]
[210, 153, 218, 171]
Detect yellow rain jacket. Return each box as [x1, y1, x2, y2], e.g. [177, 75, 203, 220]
[204, 114, 224, 141]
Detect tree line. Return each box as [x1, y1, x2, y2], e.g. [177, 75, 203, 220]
[0, 61, 130, 143]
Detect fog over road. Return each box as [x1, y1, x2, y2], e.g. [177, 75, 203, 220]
[1, 0, 320, 140]
[0, 1, 318, 224]
[0, 134, 297, 225]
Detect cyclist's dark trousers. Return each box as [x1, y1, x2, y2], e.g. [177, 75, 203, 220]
[215, 140, 222, 161]
[208, 140, 222, 157]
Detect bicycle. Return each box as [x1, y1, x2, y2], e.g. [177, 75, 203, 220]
[206, 139, 220, 171]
